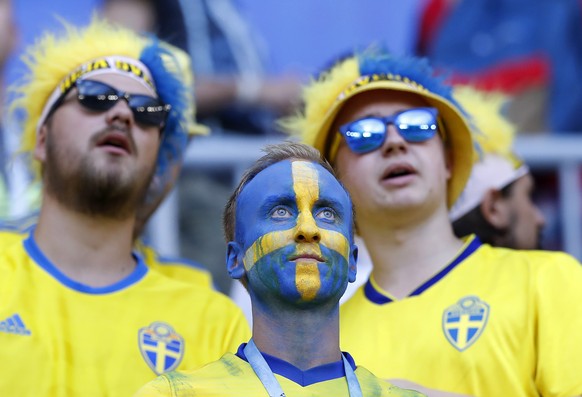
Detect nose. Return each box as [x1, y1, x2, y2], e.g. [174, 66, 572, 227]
[294, 211, 321, 243]
[380, 123, 407, 156]
[105, 97, 134, 127]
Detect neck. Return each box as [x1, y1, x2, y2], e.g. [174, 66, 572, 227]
[358, 206, 463, 299]
[34, 193, 137, 287]
[251, 300, 342, 370]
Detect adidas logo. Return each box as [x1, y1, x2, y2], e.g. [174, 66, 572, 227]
[0, 314, 31, 336]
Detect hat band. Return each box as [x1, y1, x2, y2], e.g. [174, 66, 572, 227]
[37, 56, 156, 132]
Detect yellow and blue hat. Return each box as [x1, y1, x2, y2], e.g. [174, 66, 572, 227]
[281, 51, 475, 208]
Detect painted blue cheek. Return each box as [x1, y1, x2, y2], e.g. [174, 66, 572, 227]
[249, 246, 303, 300]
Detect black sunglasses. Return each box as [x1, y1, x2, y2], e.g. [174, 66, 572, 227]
[46, 79, 171, 129]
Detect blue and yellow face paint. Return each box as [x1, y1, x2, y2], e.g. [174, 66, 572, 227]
[234, 160, 356, 303]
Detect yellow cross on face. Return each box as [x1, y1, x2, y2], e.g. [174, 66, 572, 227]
[235, 160, 355, 303]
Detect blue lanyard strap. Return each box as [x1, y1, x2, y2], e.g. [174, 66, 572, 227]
[244, 339, 363, 397]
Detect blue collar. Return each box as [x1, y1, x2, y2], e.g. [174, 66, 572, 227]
[365, 235, 482, 305]
[235, 343, 356, 387]
[24, 227, 148, 294]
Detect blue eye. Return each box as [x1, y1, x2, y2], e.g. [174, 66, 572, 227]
[316, 208, 336, 221]
[272, 207, 292, 219]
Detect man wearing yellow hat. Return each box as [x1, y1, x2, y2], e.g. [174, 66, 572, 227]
[283, 50, 582, 396]
[0, 18, 249, 396]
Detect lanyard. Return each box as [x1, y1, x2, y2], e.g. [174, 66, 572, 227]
[244, 339, 363, 397]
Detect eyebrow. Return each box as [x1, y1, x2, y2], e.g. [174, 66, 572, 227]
[259, 194, 296, 210]
[316, 197, 346, 216]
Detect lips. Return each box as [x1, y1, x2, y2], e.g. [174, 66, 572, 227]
[288, 253, 325, 263]
[381, 162, 417, 180]
[95, 131, 132, 155]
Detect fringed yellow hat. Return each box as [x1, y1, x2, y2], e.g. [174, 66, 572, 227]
[281, 51, 475, 208]
[449, 86, 528, 221]
[10, 17, 208, 180]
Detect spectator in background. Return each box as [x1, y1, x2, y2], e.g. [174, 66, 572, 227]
[450, 85, 546, 249]
[0, 18, 249, 396]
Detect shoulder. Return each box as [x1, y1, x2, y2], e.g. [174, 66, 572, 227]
[135, 354, 248, 396]
[472, 244, 581, 271]
[139, 243, 214, 289]
[0, 235, 30, 269]
[133, 373, 173, 397]
[0, 227, 28, 250]
[144, 272, 250, 338]
[143, 269, 242, 313]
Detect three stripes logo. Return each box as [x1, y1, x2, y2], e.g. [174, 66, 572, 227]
[0, 314, 31, 336]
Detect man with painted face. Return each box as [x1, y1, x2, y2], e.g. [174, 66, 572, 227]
[135, 142, 424, 397]
[0, 18, 250, 396]
[283, 51, 582, 396]
[449, 86, 546, 250]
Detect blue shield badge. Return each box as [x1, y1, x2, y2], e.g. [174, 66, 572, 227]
[138, 322, 184, 375]
[442, 296, 489, 351]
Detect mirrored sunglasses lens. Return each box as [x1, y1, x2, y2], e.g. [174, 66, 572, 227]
[396, 109, 437, 142]
[343, 118, 386, 153]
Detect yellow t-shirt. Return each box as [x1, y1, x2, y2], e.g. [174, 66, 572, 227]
[340, 236, 582, 396]
[0, 234, 250, 397]
[135, 348, 425, 397]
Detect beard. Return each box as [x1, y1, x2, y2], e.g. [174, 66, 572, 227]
[43, 126, 156, 220]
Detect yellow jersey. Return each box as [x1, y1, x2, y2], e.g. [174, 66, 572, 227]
[340, 236, 582, 396]
[0, 233, 250, 397]
[135, 345, 425, 397]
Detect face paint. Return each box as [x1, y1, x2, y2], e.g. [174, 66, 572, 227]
[292, 162, 322, 300]
[235, 160, 355, 304]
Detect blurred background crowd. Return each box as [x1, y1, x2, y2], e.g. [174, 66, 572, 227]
[2, 0, 582, 293]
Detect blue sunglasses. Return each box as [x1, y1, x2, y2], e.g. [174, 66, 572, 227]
[339, 107, 440, 154]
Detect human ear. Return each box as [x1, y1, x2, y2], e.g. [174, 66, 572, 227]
[348, 244, 358, 283]
[226, 242, 246, 280]
[480, 188, 510, 228]
[34, 124, 48, 162]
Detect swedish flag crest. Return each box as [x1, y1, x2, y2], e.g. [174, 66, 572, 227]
[138, 322, 184, 375]
[442, 296, 489, 351]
